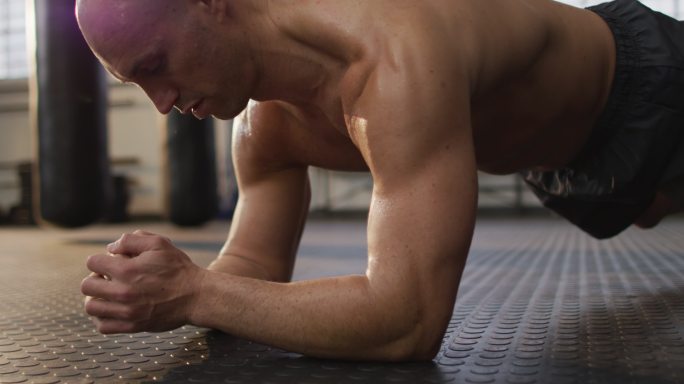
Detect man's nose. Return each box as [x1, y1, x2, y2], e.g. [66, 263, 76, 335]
[142, 85, 178, 115]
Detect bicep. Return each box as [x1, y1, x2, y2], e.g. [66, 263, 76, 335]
[366, 142, 477, 309]
[354, 59, 477, 333]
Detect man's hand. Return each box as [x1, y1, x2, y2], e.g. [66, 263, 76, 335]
[81, 230, 206, 334]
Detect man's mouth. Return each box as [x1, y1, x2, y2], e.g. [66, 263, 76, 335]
[178, 99, 205, 119]
[190, 99, 208, 120]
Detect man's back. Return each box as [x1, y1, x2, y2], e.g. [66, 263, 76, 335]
[268, 0, 615, 173]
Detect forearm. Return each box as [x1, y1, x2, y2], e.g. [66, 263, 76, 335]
[189, 271, 441, 361]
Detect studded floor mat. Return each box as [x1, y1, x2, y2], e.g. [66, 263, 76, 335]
[0, 218, 683, 384]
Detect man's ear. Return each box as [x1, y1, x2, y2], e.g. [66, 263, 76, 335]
[190, 0, 229, 23]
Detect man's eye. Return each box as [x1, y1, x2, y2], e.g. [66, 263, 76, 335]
[141, 58, 165, 76]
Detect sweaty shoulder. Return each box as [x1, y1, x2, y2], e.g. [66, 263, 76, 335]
[233, 101, 368, 174]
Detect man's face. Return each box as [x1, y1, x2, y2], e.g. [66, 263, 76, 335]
[77, 0, 253, 120]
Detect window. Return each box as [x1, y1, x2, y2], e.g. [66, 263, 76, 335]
[0, 0, 27, 79]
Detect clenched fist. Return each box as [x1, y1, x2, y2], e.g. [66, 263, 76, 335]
[81, 230, 206, 334]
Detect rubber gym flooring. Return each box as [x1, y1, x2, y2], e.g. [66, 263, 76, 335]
[0, 216, 683, 384]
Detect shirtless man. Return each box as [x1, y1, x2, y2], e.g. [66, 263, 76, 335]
[76, 0, 684, 361]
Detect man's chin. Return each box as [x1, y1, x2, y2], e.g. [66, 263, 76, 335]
[211, 111, 237, 121]
[215, 100, 251, 120]
[189, 102, 246, 120]
[193, 106, 230, 121]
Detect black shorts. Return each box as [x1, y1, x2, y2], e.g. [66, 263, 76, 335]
[522, 0, 684, 239]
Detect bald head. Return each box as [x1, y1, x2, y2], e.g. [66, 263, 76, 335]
[77, 0, 177, 63]
[75, 0, 176, 25]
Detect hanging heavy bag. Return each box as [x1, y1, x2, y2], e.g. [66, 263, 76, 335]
[31, 0, 109, 227]
[165, 110, 218, 226]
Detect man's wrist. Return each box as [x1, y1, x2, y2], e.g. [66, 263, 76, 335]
[187, 268, 214, 328]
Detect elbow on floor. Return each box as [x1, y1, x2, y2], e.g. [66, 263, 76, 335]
[376, 326, 444, 362]
[383, 339, 441, 362]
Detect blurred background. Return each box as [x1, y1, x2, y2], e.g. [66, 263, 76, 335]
[0, 0, 682, 226]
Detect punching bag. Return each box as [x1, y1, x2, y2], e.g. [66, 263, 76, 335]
[165, 111, 218, 226]
[30, 0, 109, 227]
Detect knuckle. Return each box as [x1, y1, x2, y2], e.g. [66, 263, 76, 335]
[118, 264, 138, 281]
[123, 306, 146, 322]
[121, 322, 139, 334]
[151, 236, 169, 248]
[116, 287, 137, 303]
[83, 298, 92, 312]
[84, 300, 98, 316]
[120, 233, 134, 245]
[85, 254, 99, 271]
[120, 307, 136, 321]
[80, 277, 91, 294]
[99, 324, 115, 335]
